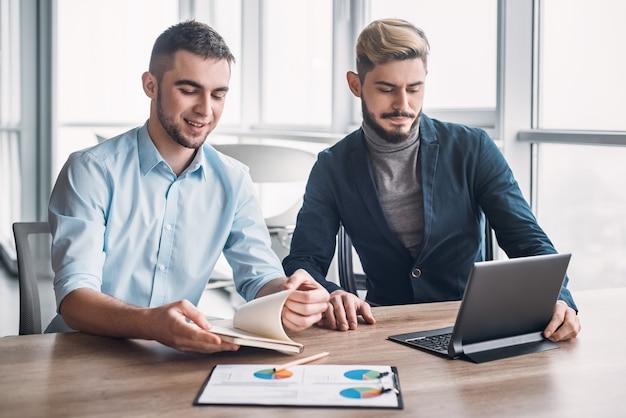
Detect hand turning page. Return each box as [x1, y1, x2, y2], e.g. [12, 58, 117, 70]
[208, 289, 303, 353]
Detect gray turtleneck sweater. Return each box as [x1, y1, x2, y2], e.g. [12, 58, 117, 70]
[362, 121, 424, 257]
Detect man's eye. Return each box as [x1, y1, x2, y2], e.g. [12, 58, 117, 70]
[212, 92, 227, 100]
[180, 89, 195, 95]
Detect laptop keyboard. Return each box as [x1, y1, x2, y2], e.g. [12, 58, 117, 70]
[406, 333, 452, 354]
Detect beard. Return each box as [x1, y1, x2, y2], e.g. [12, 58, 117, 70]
[156, 90, 208, 150]
[361, 99, 420, 144]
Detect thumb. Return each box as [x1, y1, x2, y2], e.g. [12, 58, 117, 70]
[285, 269, 319, 291]
[179, 300, 211, 331]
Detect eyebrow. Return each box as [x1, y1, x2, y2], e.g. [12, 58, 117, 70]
[374, 81, 424, 88]
[174, 79, 229, 92]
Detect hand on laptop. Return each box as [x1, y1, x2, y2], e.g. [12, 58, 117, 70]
[319, 289, 376, 331]
[544, 300, 581, 341]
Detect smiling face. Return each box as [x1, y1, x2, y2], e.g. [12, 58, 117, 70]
[348, 58, 426, 144]
[143, 50, 231, 151]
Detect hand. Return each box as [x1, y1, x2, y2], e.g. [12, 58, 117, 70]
[543, 300, 581, 341]
[148, 299, 241, 353]
[60, 289, 239, 354]
[281, 269, 331, 331]
[320, 289, 376, 331]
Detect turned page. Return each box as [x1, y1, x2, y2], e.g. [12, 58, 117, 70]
[209, 289, 297, 344]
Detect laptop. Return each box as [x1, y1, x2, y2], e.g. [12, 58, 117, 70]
[388, 253, 571, 363]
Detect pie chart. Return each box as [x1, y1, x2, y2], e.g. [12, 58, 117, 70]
[340, 386, 383, 399]
[344, 369, 383, 380]
[253, 368, 293, 380]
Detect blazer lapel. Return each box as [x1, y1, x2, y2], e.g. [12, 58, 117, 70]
[416, 115, 439, 259]
[349, 131, 412, 255]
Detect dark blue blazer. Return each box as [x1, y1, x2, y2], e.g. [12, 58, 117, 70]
[283, 115, 576, 310]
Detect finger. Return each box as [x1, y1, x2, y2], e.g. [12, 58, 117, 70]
[281, 290, 329, 332]
[284, 295, 329, 319]
[282, 308, 323, 332]
[282, 299, 326, 332]
[357, 301, 376, 325]
[324, 302, 338, 330]
[342, 296, 360, 330]
[289, 288, 326, 306]
[548, 308, 581, 341]
[341, 295, 376, 329]
[283, 269, 312, 291]
[284, 281, 330, 313]
[176, 332, 241, 354]
[179, 300, 212, 331]
[331, 297, 350, 331]
[157, 321, 223, 352]
[543, 301, 567, 340]
[178, 319, 222, 344]
[170, 301, 232, 347]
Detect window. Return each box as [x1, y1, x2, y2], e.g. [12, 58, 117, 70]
[368, 0, 498, 111]
[54, 0, 179, 175]
[0, 0, 22, 263]
[260, 0, 333, 127]
[536, 144, 626, 290]
[15, 0, 626, 292]
[538, 0, 626, 131]
[193, 0, 242, 126]
[534, 0, 626, 289]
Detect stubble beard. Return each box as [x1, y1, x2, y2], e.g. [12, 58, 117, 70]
[156, 90, 208, 150]
[361, 99, 420, 144]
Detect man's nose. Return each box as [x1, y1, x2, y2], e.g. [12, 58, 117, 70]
[392, 90, 409, 110]
[194, 93, 213, 117]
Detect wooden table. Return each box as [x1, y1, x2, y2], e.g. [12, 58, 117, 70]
[1, 288, 624, 417]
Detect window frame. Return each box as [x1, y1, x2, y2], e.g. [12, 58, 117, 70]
[219, 0, 501, 140]
[18, 0, 626, 228]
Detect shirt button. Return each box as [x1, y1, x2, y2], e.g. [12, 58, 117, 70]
[159, 265, 166, 271]
[165, 224, 172, 231]
[411, 268, 422, 278]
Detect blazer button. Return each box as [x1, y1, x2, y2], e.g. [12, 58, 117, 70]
[411, 268, 422, 278]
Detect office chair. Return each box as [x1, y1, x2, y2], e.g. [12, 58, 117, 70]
[213, 143, 317, 261]
[12, 222, 56, 335]
[337, 219, 495, 297]
[337, 225, 367, 297]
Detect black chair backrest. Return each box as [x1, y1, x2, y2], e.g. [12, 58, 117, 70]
[337, 219, 494, 297]
[13, 222, 54, 334]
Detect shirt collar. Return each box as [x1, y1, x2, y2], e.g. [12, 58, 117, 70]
[137, 121, 206, 180]
[138, 122, 164, 176]
[181, 146, 207, 180]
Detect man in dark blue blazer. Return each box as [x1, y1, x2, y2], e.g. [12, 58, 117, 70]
[282, 18, 581, 342]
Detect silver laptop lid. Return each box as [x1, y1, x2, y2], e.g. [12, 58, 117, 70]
[449, 253, 571, 360]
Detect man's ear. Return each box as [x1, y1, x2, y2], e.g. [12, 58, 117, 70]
[346, 71, 362, 97]
[142, 71, 157, 99]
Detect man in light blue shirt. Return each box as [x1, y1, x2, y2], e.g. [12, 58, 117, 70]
[48, 20, 329, 353]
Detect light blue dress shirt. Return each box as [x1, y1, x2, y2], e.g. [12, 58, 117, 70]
[47, 123, 284, 332]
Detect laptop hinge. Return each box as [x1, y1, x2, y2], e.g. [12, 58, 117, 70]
[462, 332, 559, 363]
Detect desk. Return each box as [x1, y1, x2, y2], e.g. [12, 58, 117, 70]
[1, 288, 624, 417]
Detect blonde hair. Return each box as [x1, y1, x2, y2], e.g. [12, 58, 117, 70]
[356, 19, 430, 81]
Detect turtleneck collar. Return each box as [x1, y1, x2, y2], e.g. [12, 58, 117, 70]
[362, 119, 420, 153]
